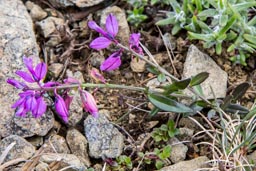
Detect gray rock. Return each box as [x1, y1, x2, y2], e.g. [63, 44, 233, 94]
[66, 70, 85, 126]
[36, 17, 64, 38]
[183, 45, 227, 99]
[168, 137, 188, 163]
[130, 58, 146, 73]
[25, 1, 47, 21]
[39, 153, 87, 170]
[89, 52, 105, 68]
[101, 6, 130, 46]
[51, 0, 104, 8]
[161, 156, 209, 171]
[44, 135, 70, 154]
[178, 117, 203, 133]
[0, 0, 39, 138]
[26, 136, 44, 148]
[13, 110, 55, 137]
[84, 113, 124, 159]
[48, 63, 64, 78]
[162, 33, 177, 51]
[0, 135, 35, 163]
[66, 128, 91, 167]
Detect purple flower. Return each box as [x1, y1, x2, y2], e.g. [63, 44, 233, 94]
[15, 56, 47, 83]
[54, 90, 69, 123]
[100, 51, 122, 71]
[90, 68, 106, 83]
[6, 79, 28, 90]
[88, 14, 119, 50]
[129, 33, 143, 55]
[79, 90, 99, 118]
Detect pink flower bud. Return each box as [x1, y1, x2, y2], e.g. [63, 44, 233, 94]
[79, 90, 99, 118]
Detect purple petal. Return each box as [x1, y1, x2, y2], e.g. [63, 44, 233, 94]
[25, 95, 37, 111]
[12, 97, 25, 108]
[79, 90, 99, 118]
[16, 70, 35, 83]
[106, 14, 119, 37]
[63, 93, 73, 111]
[129, 33, 141, 47]
[89, 37, 112, 50]
[90, 68, 106, 83]
[43, 81, 60, 87]
[32, 97, 47, 118]
[54, 93, 69, 123]
[100, 52, 121, 71]
[88, 21, 107, 36]
[34, 62, 47, 82]
[19, 90, 34, 97]
[64, 77, 80, 84]
[15, 106, 27, 117]
[23, 56, 34, 74]
[7, 78, 28, 89]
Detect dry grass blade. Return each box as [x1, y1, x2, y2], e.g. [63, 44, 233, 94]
[0, 142, 16, 165]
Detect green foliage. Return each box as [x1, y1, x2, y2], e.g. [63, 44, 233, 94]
[156, 0, 256, 65]
[152, 120, 179, 142]
[111, 155, 133, 171]
[126, 0, 148, 26]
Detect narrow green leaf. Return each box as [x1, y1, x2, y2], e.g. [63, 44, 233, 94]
[157, 73, 166, 83]
[197, 9, 218, 20]
[243, 34, 256, 45]
[156, 16, 176, 25]
[219, 15, 228, 27]
[218, 15, 236, 36]
[148, 93, 193, 113]
[149, 107, 161, 116]
[155, 160, 164, 170]
[172, 24, 182, 35]
[188, 32, 213, 41]
[233, 2, 256, 12]
[231, 82, 250, 102]
[225, 103, 249, 115]
[163, 78, 191, 94]
[216, 42, 222, 55]
[190, 72, 209, 86]
[195, 0, 202, 12]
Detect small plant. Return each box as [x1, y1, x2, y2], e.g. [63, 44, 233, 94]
[126, 0, 148, 27]
[152, 120, 179, 142]
[156, 0, 256, 65]
[111, 155, 133, 171]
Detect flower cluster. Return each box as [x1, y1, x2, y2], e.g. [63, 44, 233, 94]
[7, 56, 99, 123]
[88, 13, 143, 71]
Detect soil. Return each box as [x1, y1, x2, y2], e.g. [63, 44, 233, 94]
[14, 0, 256, 170]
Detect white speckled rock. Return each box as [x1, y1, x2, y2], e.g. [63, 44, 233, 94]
[183, 45, 227, 99]
[84, 113, 124, 159]
[0, 135, 35, 163]
[51, 0, 104, 8]
[0, 0, 40, 138]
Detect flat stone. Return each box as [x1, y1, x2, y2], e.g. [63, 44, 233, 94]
[84, 113, 124, 159]
[25, 1, 47, 21]
[44, 135, 70, 154]
[161, 156, 209, 171]
[13, 110, 55, 137]
[36, 17, 64, 38]
[66, 128, 91, 167]
[183, 45, 227, 99]
[50, 0, 104, 8]
[101, 6, 130, 46]
[48, 63, 64, 78]
[0, 0, 39, 138]
[168, 137, 188, 163]
[0, 135, 35, 163]
[39, 153, 87, 170]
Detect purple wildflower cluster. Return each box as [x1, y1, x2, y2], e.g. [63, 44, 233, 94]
[7, 56, 99, 123]
[88, 13, 143, 71]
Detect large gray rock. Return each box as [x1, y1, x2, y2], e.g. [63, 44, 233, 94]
[66, 128, 91, 167]
[161, 156, 209, 171]
[183, 45, 227, 99]
[0, 0, 40, 138]
[44, 135, 70, 154]
[0, 135, 35, 163]
[51, 0, 104, 8]
[84, 113, 124, 159]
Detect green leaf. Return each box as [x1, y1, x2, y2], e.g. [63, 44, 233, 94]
[155, 160, 164, 170]
[231, 82, 250, 102]
[162, 145, 171, 159]
[172, 24, 182, 35]
[188, 32, 213, 41]
[218, 15, 236, 36]
[216, 41, 222, 55]
[233, 2, 256, 12]
[226, 31, 237, 41]
[195, 0, 202, 12]
[197, 9, 218, 20]
[153, 135, 162, 142]
[149, 107, 161, 116]
[190, 72, 209, 86]
[219, 15, 228, 27]
[157, 73, 166, 82]
[163, 78, 191, 94]
[243, 34, 256, 45]
[147, 66, 160, 75]
[148, 93, 193, 113]
[156, 16, 176, 25]
[225, 103, 249, 115]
